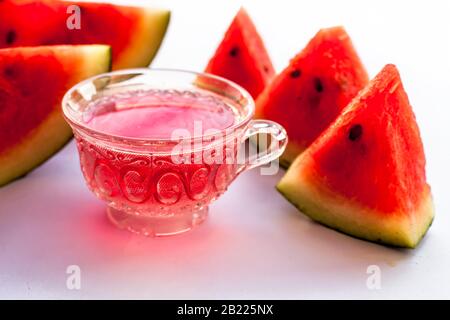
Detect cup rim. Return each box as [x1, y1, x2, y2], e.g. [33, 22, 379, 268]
[61, 68, 255, 145]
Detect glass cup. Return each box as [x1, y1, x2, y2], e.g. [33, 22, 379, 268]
[62, 69, 287, 236]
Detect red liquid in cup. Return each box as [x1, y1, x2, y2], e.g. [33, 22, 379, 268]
[75, 90, 240, 215]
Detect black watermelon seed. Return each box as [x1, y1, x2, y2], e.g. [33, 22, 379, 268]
[229, 47, 239, 57]
[3, 67, 14, 77]
[6, 30, 16, 44]
[263, 65, 269, 73]
[314, 78, 324, 93]
[290, 69, 301, 78]
[348, 124, 363, 141]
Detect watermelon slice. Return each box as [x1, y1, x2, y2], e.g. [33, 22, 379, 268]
[277, 64, 434, 248]
[205, 7, 275, 99]
[0, 45, 111, 186]
[255, 26, 368, 167]
[0, 0, 170, 69]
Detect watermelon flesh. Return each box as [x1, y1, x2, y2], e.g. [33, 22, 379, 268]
[255, 26, 368, 167]
[277, 64, 434, 248]
[0, 45, 111, 186]
[205, 7, 275, 99]
[0, 0, 170, 69]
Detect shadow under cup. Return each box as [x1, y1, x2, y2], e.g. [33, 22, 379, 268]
[62, 69, 287, 236]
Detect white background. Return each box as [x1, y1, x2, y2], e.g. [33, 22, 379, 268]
[0, 0, 449, 299]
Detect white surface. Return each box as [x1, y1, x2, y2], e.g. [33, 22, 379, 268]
[1, 0, 450, 299]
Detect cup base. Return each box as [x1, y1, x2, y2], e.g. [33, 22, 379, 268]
[106, 206, 208, 237]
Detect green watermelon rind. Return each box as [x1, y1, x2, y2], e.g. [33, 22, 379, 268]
[0, 120, 74, 187]
[276, 173, 435, 249]
[114, 8, 171, 69]
[278, 144, 304, 169]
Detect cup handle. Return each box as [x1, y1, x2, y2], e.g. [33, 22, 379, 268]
[238, 119, 288, 172]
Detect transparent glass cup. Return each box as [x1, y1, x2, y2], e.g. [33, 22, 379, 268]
[62, 69, 287, 236]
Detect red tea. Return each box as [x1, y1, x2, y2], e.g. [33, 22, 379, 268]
[75, 89, 240, 232]
[87, 90, 237, 138]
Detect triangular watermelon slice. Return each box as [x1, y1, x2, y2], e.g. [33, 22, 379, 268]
[256, 26, 368, 167]
[205, 7, 275, 99]
[0, 0, 170, 69]
[277, 64, 434, 248]
[0, 45, 111, 186]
